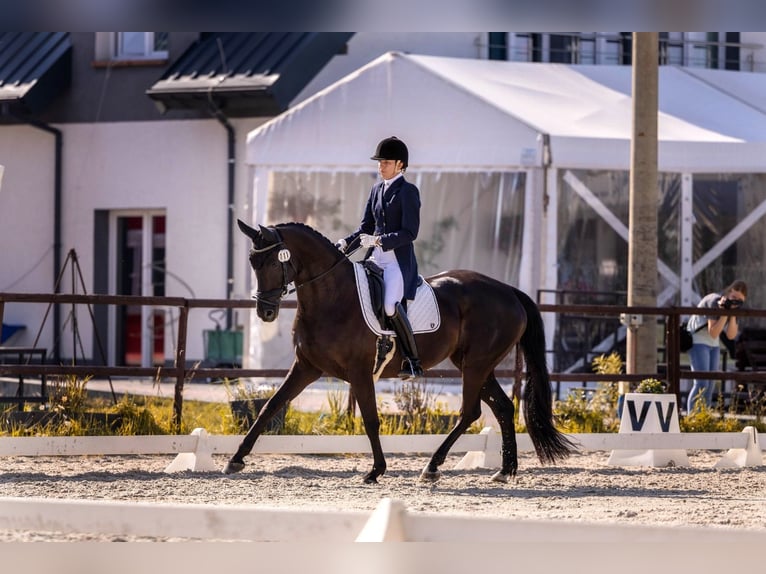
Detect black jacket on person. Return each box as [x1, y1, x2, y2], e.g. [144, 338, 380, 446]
[343, 176, 421, 301]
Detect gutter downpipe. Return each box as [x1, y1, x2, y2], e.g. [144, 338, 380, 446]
[209, 104, 236, 331]
[7, 107, 63, 361]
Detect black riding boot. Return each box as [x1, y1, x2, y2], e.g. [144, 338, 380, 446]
[388, 302, 424, 380]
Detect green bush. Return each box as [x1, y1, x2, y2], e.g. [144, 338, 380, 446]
[1, 377, 478, 437]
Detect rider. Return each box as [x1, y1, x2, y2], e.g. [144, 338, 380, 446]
[336, 136, 424, 380]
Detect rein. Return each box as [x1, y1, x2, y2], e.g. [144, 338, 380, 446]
[253, 231, 359, 306]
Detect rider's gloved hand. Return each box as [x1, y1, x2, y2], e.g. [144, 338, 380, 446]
[334, 238, 347, 252]
[360, 234, 380, 249]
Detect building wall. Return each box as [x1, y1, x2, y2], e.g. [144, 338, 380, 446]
[40, 33, 203, 124]
[0, 116, 265, 361]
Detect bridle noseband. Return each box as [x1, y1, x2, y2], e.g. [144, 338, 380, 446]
[250, 231, 296, 312]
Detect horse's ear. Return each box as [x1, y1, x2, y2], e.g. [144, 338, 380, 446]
[237, 219, 260, 242]
[259, 225, 280, 244]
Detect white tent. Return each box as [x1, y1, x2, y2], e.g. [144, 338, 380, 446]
[244, 52, 766, 371]
[248, 51, 766, 171]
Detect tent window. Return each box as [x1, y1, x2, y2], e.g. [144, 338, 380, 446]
[265, 170, 525, 286]
[557, 169, 766, 317]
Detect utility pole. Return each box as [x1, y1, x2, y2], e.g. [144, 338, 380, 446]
[626, 33, 659, 377]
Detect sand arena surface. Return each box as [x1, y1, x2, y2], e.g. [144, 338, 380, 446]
[1, 449, 765, 541]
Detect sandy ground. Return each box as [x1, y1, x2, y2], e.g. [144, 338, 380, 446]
[1, 449, 766, 541]
[2, 378, 766, 545]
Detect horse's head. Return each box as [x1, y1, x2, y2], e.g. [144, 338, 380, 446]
[237, 219, 296, 322]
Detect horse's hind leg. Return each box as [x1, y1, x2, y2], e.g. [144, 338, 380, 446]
[480, 374, 518, 483]
[420, 369, 484, 482]
[223, 358, 322, 475]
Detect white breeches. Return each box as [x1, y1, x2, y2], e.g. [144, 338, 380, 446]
[369, 245, 403, 317]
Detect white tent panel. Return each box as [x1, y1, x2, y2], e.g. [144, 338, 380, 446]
[249, 52, 766, 173]
[576, 65, 766, 141]
[247, 52, 544, 170]
[410, 56, 765, 145]
[682, 67, 766, 115]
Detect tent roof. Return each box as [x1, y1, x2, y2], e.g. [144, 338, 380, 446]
[247, 51, 766, 172]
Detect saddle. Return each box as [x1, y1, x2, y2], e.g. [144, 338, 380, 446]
[353, 262, 440, 336]
[354, 260, 440, 380]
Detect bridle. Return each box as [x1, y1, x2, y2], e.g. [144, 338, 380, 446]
[252, 228, 358, 312]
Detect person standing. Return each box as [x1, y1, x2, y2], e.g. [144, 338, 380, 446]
[686, 280, 748, 413]
[336, 136, 424, 380]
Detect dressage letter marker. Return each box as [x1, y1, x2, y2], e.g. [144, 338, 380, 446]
[607, 393, 690, 467]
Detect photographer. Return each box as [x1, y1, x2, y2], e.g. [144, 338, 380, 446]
[686, 280, 748, 413]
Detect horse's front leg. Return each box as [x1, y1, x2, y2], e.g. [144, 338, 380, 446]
[223, 358, 322, 475]
[350, 375, 387, 484]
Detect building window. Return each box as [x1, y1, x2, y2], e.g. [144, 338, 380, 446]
[507, 32, 738, 70]
[113, 32, 169, 60]
[575, 34, 597, 64]
[659, 32, 685, 65]
[509, 33, 532, 61]
[488, 32, 508, 60]
[549, 34, 575, 63]
[725, 32, 740, 70]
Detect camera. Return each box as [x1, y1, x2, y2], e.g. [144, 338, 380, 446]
[723, 298, 743, 309]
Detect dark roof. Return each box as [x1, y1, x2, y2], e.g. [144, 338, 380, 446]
[147, 33, 353, 117]
[0, 32, 72, 114]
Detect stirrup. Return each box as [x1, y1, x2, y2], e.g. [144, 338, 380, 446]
[398, 359, 423, 381]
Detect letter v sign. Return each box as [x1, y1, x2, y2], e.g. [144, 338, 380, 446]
[627, 400, 652, 431]
[656, 400, 676, 432]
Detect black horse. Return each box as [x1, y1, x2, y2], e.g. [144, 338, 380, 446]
[225, 220, 575, 483]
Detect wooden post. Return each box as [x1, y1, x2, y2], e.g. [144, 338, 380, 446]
[173, 304, 189, 433]
[627, 33, 659, 380]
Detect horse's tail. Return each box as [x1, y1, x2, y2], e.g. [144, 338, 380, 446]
[513, 287, 577, 464]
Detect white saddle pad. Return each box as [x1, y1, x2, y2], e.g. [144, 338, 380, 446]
[352, 262, 441, 336]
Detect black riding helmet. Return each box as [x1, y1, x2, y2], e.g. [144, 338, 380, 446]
[371, 136, 408, 170]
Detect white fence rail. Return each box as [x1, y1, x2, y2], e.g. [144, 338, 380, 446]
[3, 495, 766, 544]
[0, 427, 762, 472]
[1, 428, 765, 549]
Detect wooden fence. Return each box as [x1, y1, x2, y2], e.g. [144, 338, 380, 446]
[2, 292, 766, 430]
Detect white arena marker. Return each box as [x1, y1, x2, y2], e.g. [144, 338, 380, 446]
[164, 428, 217, 472]
[454, 426, 501, 470]
[714, 426, 763, 469]
[355, 498, 407, 542]
[608, 393, 689, 467]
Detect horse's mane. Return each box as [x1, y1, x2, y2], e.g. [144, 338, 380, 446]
[274, 221, 339, 253]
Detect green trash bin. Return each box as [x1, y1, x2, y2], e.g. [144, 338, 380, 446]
[203, 329, 243, 367]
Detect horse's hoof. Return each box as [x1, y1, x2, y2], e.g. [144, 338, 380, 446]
[419, 469, 441, 482]
[222, 460, 245, 475]
[491, 470, 510, 483]
[363, 474, 379, 484]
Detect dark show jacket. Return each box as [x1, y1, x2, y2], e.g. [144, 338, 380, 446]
[342, 176, 421, 301]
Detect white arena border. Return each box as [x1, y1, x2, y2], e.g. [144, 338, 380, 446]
[2, 495, 766, 544]
[1, 428, 764, 544]
[0, 427, 763, 471]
